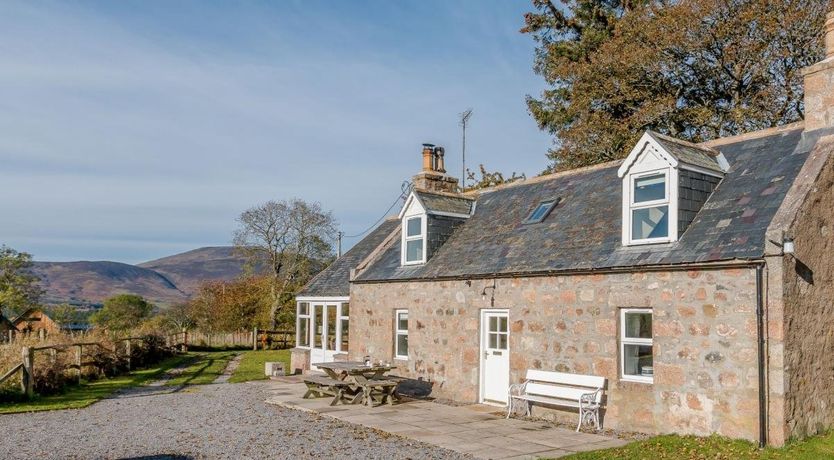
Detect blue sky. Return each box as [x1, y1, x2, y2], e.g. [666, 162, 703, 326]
[0, 0, 551, 264]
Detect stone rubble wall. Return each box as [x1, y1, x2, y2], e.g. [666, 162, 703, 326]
[350, 268, 759, 440]
[782, 152, 834, 440]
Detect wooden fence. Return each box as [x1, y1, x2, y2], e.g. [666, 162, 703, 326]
[1, 329, 92, 344]
[170, 329, 294, 350]
[0, 336, 149, 398]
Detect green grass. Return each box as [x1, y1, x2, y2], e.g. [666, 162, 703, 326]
[166, 351, 239, 387]
[0, 354, 191, 414]
[228, 349, 291, 383]
[563, 432, 834, 460]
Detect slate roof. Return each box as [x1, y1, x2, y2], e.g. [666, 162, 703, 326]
[297, 218, 398, 297]
[649, 131, 725, 173]
[356, 126, 818, 282]
[415, 191, 474, 216]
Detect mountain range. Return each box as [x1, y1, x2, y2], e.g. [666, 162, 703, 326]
[32, 247, 254, 308]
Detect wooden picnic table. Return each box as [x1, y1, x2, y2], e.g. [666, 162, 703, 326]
[306, 361, 400, 407]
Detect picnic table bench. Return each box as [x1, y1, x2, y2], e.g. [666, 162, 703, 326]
[507, 369, 606, 431]
[305, 362, 400, 407]
[302, 375, 352, 406]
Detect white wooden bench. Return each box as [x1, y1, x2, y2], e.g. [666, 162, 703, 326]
[507, 370, 606, 431]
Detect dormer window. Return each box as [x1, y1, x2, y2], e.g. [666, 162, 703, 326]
[398, 188, 474, 267]
[619, 131, 728, 247]
[403, 216, 426, 264]
[629, 172, 670, 242]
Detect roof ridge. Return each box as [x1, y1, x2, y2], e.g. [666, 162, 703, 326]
[465, 159, 624, 196]
[648, 131, 719, 155]
[700, 121, 805, 147]
[414, 189, 475, 200]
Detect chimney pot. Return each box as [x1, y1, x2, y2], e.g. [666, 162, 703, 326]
[422, 143, 435, 172]
[435, 147, 446, 173]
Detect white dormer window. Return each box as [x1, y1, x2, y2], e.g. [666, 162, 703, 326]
[402, 216, 426, 264]
[619, 131, 728, 247]
[629, 171, 670, 243]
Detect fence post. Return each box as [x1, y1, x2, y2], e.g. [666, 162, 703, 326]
[253, 327, 258, 351]
[75, 345, 82, 384]
[125, 339, 132, 371]
[182, 329, 188, 353]
[21, 347, 34, 398]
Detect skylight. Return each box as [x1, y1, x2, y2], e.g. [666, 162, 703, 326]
[524, 199, 560, 224]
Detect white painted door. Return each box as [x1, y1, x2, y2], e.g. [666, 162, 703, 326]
[480, 310, 510, 404]
[310, 304, 339, 370]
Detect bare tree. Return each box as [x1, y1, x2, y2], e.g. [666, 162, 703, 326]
[233, 199, 337, 329]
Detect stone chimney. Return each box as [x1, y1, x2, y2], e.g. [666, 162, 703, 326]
[803, 11, 834, 132]
[412, 143, 459, 193]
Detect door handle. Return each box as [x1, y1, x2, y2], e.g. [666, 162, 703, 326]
[484, 351, 489, 359]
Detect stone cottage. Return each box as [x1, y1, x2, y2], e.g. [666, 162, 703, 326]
[294, 12, 834, 446]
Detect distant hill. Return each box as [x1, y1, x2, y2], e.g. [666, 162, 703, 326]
[138, 246, 253, 295]
[33, 247, 253, 308]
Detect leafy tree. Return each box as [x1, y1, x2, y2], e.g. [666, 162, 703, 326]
[162, 302, 197, 332]
[233, 199, 337, 328]
[0, 245, 42, 317]
[522, 0, 829, 171]
[90, 294, 154, 332]
[188, 277, 272, 332]
[464, 164, 527, 191]
[46, 303, 78, 329]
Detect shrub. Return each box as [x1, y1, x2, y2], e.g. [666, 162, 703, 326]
[128, 334, 171, 368]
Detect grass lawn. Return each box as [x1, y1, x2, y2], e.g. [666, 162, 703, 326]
[0, 354, 191, 414]
[166, 350, 239, 387]
[228, 349, 291, 383]
[564, 433, 834, 459]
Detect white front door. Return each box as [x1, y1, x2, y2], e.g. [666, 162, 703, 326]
[310, 303, 339, 370]
[480, 310, 510, 405]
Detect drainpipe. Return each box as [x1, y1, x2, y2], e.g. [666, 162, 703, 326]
[756, 263, 767, 448]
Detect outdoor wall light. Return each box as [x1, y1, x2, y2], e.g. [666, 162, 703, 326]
[481, 279, 497, 306]
[783, 237, 795, 255]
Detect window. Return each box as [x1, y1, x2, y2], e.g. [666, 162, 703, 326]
[394, 310, 408, 359]
[486, 315, 508, 350]
[620, 309, 653, 383]
[297, 302, 310, 348]
[629, 172, 670, 243]
[339, 303, 349, 352]
[403, 216, 425, 264]
[524, 198, 560, 224]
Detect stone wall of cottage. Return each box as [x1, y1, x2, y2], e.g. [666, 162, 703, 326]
[781, 153, 834, 440]
[350, 268, 760, 440]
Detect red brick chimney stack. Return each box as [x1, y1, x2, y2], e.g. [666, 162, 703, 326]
[803, 11, 834, 132]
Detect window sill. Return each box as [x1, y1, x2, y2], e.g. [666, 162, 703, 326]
[620, 376, 653, 385]
[625, 238, 673, 246]
[393, 356, 409, 361]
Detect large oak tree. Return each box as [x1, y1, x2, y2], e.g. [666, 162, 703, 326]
[523, 0, 830, 171]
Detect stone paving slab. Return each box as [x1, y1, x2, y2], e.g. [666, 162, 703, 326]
[265, 381, 627, 459]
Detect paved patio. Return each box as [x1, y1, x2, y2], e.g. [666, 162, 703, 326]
[264, 378, 626, 459]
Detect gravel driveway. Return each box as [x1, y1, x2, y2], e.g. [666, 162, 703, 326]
[0, 381, 467, 459]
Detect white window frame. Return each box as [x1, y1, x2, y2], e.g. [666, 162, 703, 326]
[620, 308, 653, 384]
[296, 302, 311, 349]
[401, 215, 427, 265]
[337, 302, 349, 353]
[394, 309, 409, 360]
[624, 168, 677, 245]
